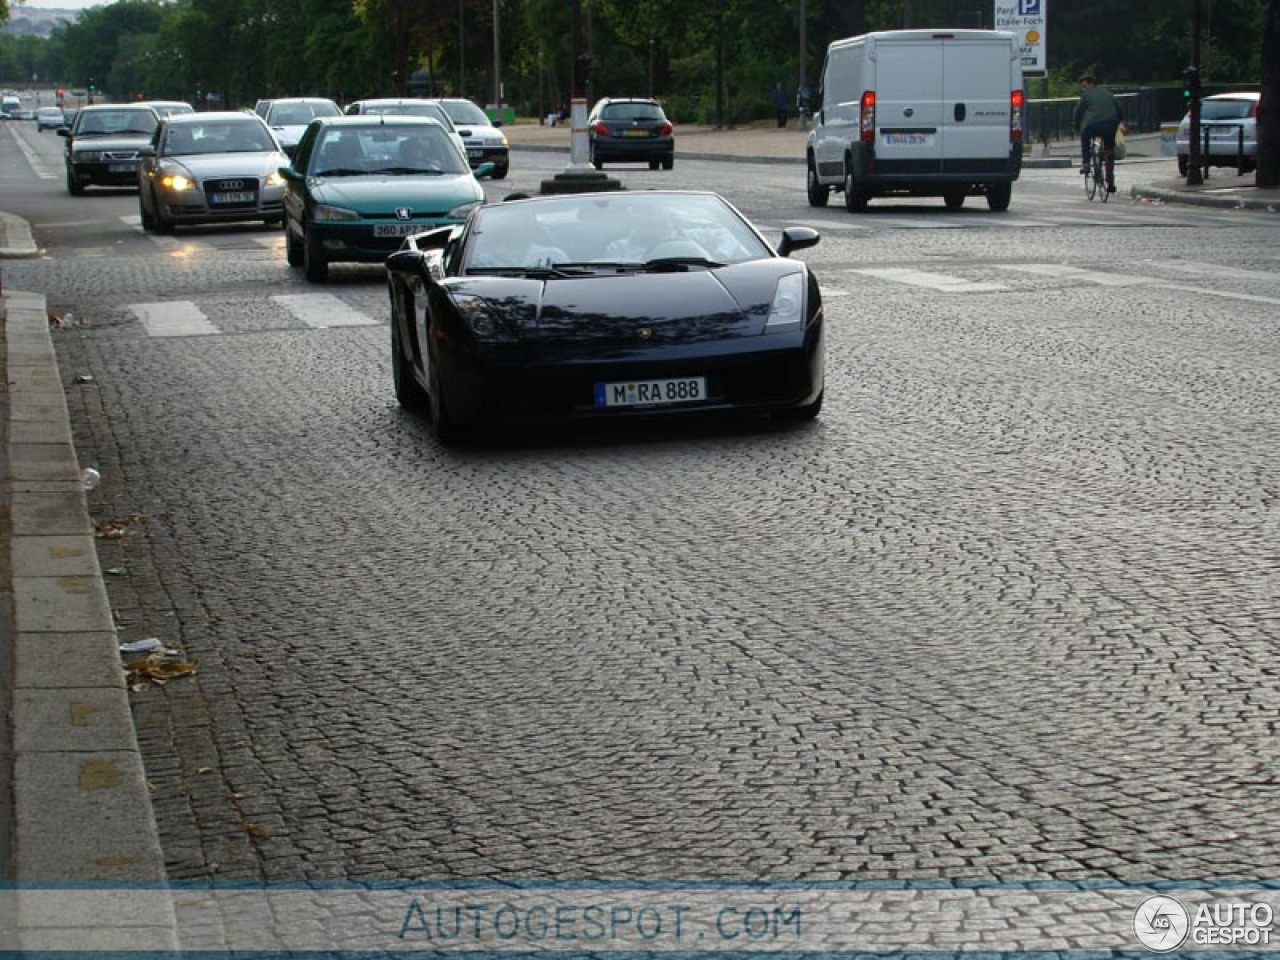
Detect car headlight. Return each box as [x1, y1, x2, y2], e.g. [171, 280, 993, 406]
[495, 133, 508, 146]
[76, 150, 102, 162]
[449, 292, 508, 340]
[447, 200, 483, 219]
[765, 272, 805, 330]
[313, 203, 360, 222]
[160, 169, 195, 191]
[265, 169, 286, 188]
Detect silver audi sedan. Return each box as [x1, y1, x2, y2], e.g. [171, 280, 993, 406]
[137, 111, 289, 232]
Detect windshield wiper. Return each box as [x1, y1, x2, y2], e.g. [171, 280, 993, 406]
[466, 265, 582, 279]
[370, 166, 445, 176]
[641, 256, 725, 272]
[314, 167, 365, 177]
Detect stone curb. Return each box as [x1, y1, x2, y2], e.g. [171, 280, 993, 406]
[0, 211, 39, 259]
[2, 290, 179, 952]
[1129, 184, 1280, 212]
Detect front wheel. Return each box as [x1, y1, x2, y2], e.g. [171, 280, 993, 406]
[944, 189, 965, 210]
[139, 196, 156, 232]
[66, 169, 84, 196]
[806, 164, 829, 207]
[303, 227, 328, 283]
[986, 182, 1011, 212]
[284, 219, 304, 267]
[781, 390, 824, 421]
[391, 303, 429, 413]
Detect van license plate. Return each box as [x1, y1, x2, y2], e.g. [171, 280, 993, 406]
[884, 133, 933, 146]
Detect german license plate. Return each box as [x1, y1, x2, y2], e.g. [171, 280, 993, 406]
[622, 129, 650, 137]
[373, 223, 424, 238]
[594, 377, 707, 408]
[211, 191, 254, 203]
[108, 163, 136, 173]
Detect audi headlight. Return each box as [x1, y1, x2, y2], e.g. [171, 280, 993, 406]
[450, 292, 507, 339]
[765, 272, 806, 330]
[160, 169, 195, 192]
[265, 169, 286, 188]
[313, 203, 360, 222]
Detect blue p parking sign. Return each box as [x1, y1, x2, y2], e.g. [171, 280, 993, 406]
[1018, 0, 1041, 12]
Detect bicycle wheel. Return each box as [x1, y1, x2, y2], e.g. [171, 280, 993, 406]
[1085, 156, 1100, 200]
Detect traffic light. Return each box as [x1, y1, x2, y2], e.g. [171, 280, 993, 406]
[1181, 66, 1200, 102]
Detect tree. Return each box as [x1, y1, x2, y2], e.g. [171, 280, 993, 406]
[1259, 0, 1279, 186]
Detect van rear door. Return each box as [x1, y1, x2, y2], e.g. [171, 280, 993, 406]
[943, 36, 1016, 166]
[873, 37, 946, 175]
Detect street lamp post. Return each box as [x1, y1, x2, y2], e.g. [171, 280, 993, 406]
[1187, 0, 1204, 185]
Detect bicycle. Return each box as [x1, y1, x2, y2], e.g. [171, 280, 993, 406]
[1083, 135, 1110, 202]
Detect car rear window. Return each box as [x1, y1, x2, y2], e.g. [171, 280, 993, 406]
[1202, 100, 1255, 121]
[601, 104, 665, 122]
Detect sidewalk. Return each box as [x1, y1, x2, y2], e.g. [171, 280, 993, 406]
[0, 117, 1274, 951]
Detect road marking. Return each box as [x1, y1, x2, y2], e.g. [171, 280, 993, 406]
[1158, 262, 1280, 283]
[6, 125, 59, 179]
[1006, 264, 1156, 287]
[273, 293, 380, 328]
[130, 301, 219, 337]
[849, 267, 1008, 293]
[1158, 283, 1280, 307]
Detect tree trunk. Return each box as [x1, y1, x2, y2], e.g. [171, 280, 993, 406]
[1259, 0, 1280, 187]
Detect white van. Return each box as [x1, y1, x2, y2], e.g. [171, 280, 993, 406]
[806, 29, 1024, 212]
[2, 94, 21, 119]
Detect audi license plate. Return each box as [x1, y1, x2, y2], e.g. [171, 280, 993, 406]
[211, 191, 254, 204]
[594, 377, 707, 408]
[373, 223, 423, 238]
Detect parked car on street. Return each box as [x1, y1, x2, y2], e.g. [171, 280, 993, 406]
[430, 98, 510, 178]
[262, 97, 342, 158]
[385, 190, 823, 444]
[586, 97, 675, 170]
[280, 115, 494, 283]
[137, 110, 288, 232]
[60, 103, 161, 195]
[1175, 91, 1259, 175]
[35, 106, 65, 131]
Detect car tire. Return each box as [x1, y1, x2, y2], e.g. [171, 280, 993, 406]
[662, 155, 673, 171]
[649, 158, 660, 171]
[944, 190, 965, 210]
[66, 169, 84, 196]
[391, 304, 429, 413]
[1176, 154, 1189, 175]
[590, 145, 603, 170]
[806, 163, 829, 207]
[284, 218, 304, 267]
[426, 341, 469, 446]
[139, 197, 156, 232]
[843, 165, 869, 212]
[493, 163, 509, 178]
[303, 227, 328, 283]
[986, 182, 1012, 212]
[154, 203, 175, 234]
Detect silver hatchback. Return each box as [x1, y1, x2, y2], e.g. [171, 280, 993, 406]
[1176, 92, 1259, 175]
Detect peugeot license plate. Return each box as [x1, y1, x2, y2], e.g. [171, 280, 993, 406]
[373, 223, 423, 238]
[594, 377, 707, 408]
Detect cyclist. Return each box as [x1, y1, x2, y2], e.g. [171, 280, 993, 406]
[1073, 73, 1124, 193]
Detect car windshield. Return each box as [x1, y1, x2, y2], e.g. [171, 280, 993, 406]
[163, 120, 278, 156]
[441, 100, 490, 125]
[464, 194, 768, 272]
[311, 125, 468, 176]
[269, 102, 340, 125]
[601, 103, 665, 122]
[363, 103, 453, 127]
[75, 110, 157, 136]
[1201, 100, 1255, 121]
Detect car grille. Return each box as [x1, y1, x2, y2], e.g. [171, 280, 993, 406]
[102, 150, 141, 161]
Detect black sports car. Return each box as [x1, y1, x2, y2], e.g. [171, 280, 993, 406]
[386, 190, 824, 444]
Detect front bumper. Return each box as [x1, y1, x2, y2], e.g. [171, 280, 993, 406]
[69, 159, 140, 187]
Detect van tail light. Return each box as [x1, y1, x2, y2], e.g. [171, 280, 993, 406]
[860, 91, 876, 142]
[657, 122, 673, 136]
[1010, 90, 1024, 142]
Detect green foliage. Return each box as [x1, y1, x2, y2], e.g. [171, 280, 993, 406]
[8, 0, 1268, 122]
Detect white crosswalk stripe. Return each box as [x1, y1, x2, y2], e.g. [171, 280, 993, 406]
[849, 267, 1008, 293]
[1005, 264, 1155, 287]
[130, 301, 219, 337]
[273, 293, 381, 328]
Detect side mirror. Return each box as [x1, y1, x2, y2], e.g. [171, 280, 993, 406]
[137, 145, 156, 157]
[471, 161, 496, 180]
[57, 128, 70, 138]
[777, 226, 820, 258]
[278, 166, 302, 183]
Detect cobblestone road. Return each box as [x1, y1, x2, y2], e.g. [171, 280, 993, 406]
[28, 197, 1280, 888]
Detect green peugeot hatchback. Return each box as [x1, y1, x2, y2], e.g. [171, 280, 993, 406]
[280, 115, 494, 283]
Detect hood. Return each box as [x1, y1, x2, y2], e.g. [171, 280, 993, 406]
[449, 262, 792, 357]
[309, 173, 483, 214]
[71, 133, 153, 154]
[172, 152, 286, 178]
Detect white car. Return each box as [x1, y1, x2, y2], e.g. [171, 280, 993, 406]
[1176, 91, 1258, 175]
[262, 97, 342, 158]
[431, 98, 510, 178]
[35, 106, 65, 131]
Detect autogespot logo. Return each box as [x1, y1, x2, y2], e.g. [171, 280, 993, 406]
[1134, 895, 1190, 952]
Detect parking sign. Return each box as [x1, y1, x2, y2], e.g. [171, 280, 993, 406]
[995, 0, 1047, 75]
